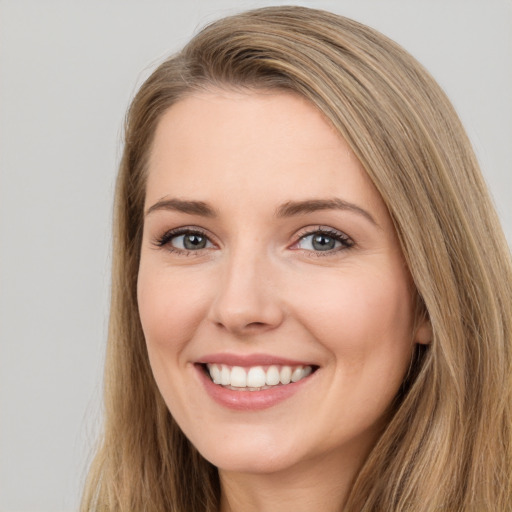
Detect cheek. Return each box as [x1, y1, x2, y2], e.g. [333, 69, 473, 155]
[137, 262, 211, 354]
[289, 264, 415, 365]
[294, 266, 415, 431]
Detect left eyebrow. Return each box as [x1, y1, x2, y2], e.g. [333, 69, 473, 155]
[275, 198, 379, 228]
[145, 198, 217, 218]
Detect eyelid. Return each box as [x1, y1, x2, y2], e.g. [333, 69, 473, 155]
[152, 226, 218, 253]
[290, 225, 354, 253]
[150, 224, 354, 256]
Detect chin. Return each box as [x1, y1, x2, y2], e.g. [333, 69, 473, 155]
[192, 430, 302, 475]
[211, 452, 298, 476]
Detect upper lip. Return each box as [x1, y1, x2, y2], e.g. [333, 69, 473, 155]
[196, 353, 316, 367]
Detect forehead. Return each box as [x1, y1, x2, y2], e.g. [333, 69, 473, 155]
[145, 89, 386, 219]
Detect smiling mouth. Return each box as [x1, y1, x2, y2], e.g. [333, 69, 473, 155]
[201, 363, 317, 391]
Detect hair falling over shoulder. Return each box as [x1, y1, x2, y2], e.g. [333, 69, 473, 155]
[81, 6, 512, 511]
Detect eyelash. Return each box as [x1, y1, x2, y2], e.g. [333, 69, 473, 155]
[153, 226, 354, 257]
[293, 226, 355, 256]
[153, 227, 214, 256]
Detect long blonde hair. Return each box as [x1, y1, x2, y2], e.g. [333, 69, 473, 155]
[82, 6, 512, 511]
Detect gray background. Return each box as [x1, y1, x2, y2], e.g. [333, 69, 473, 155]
[1, 0, 510, 510]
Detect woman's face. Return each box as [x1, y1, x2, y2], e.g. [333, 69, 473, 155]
[138, 90, 428, 477]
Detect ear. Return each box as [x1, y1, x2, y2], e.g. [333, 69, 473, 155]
[414, 317, 432, 345]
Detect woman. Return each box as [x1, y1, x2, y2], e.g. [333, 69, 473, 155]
[81, 6, 512, 511]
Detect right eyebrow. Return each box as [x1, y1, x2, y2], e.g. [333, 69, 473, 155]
[275, 198, 379, 228]
[144, 198, 217, 218]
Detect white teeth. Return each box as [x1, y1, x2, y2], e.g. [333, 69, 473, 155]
[291, 367, 304, 382]
[291, 365, 312, 382]
[266, 365, 280, 386]
[279, 366, 292, 385]
[247, 366, 266, 387]
[220, 365, 230, 386]
[206, 363, 313, 389]
[230, 366, 247, 387]
[210, 364, 221, 384]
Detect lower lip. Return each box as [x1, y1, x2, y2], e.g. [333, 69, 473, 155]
[195, 365, 314, 411]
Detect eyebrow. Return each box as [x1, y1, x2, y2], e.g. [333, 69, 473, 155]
[145, 196, 378, 227]
[276, 198, 379, 227]
[145, 198, 217, 217]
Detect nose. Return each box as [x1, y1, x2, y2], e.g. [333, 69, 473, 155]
[207, 249, 285, 336]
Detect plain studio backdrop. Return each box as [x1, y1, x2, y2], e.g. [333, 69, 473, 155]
[0, 0, 510, 510]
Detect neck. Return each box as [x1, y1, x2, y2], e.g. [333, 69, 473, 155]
[218, 445, 368, 512]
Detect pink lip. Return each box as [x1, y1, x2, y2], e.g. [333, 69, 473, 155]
[195, 364, 314, 411]
[196, 352, 313, 367]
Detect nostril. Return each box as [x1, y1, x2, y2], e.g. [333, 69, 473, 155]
[212, 319, 273, 333]
[207, 282, 285, 334]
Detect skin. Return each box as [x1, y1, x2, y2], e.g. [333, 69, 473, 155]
[137, 89, 430, 512]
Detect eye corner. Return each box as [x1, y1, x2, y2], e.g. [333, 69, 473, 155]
[290, 225, 355, 256]
[151, 226, 218, 256]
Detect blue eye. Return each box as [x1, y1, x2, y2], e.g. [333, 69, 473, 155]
[156, 229, 214, 252]
[172, 233, 212, 250]
[298, 233, 340, 251]
[295, 229, 353, 253]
